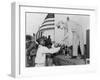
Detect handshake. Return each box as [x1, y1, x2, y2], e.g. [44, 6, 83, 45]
[52, 43, 60, 48]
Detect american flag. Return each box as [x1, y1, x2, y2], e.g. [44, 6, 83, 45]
[36, 13, 55, 40]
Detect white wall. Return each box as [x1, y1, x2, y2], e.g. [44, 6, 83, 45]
[26, 13, 47, 35]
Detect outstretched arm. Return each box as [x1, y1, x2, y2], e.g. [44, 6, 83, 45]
[44, 47, 60, 54]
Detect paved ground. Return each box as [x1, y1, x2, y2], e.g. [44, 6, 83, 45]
[53, 55, 86, 66]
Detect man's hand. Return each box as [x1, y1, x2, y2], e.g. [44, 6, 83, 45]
[52, 43, 58, 48]
[54, 43, 59, 47]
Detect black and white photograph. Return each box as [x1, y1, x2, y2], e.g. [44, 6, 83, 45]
[8, 0, 100, 79]
[25, 12, 90, 67]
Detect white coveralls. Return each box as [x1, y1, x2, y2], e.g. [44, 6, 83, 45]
[64, 20, 84, 56]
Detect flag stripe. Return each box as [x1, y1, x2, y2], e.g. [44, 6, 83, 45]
[44, 18, 54, 22]
[40, 23, 55, 28]
[40, 25, 55, 31]
[39, 27, 54, 32]
[42, 20, 55, 24]
[36, 13, 55, 40]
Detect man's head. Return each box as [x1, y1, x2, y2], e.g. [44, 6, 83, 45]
[33, 33, 35, 37]
[48, 35, 51, 39]
[37, 37, 45, 46]
[67, 17, 70, 21]
[56, 21, 64, 29]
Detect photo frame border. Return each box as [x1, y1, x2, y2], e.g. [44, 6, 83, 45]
[11, 2, 96, 78]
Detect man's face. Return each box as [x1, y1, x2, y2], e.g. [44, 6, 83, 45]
[57, 21, 65, 29]
[40, 39, 45, 46]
